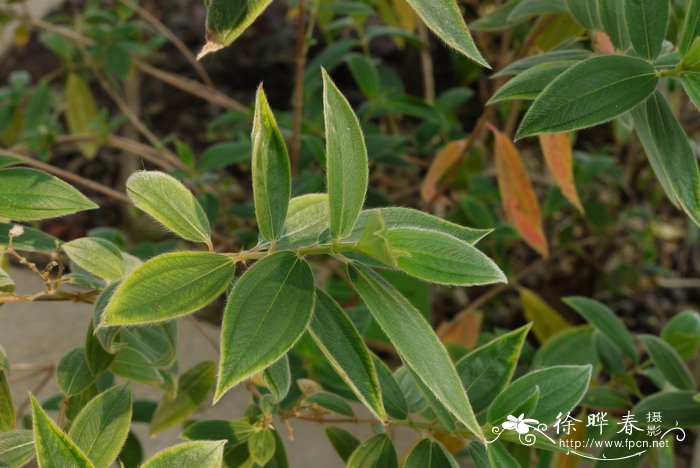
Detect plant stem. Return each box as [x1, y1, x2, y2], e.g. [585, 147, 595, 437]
[290, 0, 310, 175]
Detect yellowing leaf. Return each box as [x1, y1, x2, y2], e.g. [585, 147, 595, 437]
[490, 125, 548, 257]
[538, 133, 584, 213]
[421, 139, 467, 202]
[65, 74, 100, 159]
[520, 288, 569, 343]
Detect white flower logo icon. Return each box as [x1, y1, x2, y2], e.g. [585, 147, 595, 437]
[502, 414, 539, 434]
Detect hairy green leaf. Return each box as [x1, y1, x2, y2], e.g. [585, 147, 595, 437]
[199, 0, 272, 58]
[126, 171, 211, 245]
[92, 281, 122, 353]
[62, 237, 125, 281]
[682, 72, 700, 113]
[325, 427, 360, 463]
[272, 194, 329, 249]
[624, 0, 668, 59]
[680, 0, 700, 55]
[262, 355, 291, 403]
[142, 440, 225, 468]
[517, 55, 658, 138]
[531, 326, 598, 368]
[252, 86, 291, 241]
[84, 322, 114, 377]
[507, 0, 567, 23]
[248, 428, 276, 465]
[347, 433, 398, 468]
[0, 168, 97, 220]
[0, 345, 7, 372]
[58, 348, 95, 397]
[0, 222, 59, 252]
[405, 0, 488, 67]
[565, 0, 601, 29]
[404, 438, 458, 468]
[564, 297, 638, 363]
[349, 264, 483, 439]
[0, 430, 35, 467]
[487, 441, 520, 467]
[303, 391, 354, 417]
[31, 395, 93, 467]
[371, 355, 408, 420]
[323, 70, 369, 239]
[309, 289, 385, 419]
[386, 228, 505, 286]
[633, 391, 700, 427]
[489, 62, 573, 104]
[493, 50, 591, 78]
[488, 365, 592, 425]
[216, 252, 314, 400]
[101, 252, 235, 326]
[0, 372, 14, 432]
[345, 53, 381, 99]
[456, 324, 531, 414]
[640, 335, 695, 390]
[0, 268, 14, 294]
[598, 0, 631, 50]
[631, 91, 700, 226]
[150, 361, 216, 434]
[661, 310, 700, 360]
[68, 385, 132, 468]
[181, 419, 255, 445]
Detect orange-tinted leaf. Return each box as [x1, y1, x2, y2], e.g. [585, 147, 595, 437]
[554, 414, 586, 467]
[438, 310, 481, 350]
[433, 432, 464, 454]
[490, 125, 548, 256]
[520, 287, 569, 343]
[538, 133, 584, 213]
[421, 139, 467, 202]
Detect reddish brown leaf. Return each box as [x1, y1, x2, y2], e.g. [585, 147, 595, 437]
[438, 310, 481, 350]
[490, 124, 549, 257]
[538, 133, 584, 213]
[420, 139, 467, 202]
[594, 31, 616, 54]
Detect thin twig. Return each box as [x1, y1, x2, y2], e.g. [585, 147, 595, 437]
[119, 0, 214, 88]
[416, 21, 435, 103]
[0, 149, 131, 203]
[187, 316, 220, 354]
[15, 367, 54, 418]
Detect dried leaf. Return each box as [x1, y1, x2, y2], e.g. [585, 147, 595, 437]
[421, 139, 467, 202]
[538, 133, 584, 213]
[438, 310, 481, 350]
[490, 125, 548, 256]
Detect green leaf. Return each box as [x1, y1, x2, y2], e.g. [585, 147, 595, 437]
[142, 440, 226, 468]
[84, 322, 114, 377]
[0, 222, 60, 252]
[68, 385, 132, 468]
[405, 0, 488, 67]
[0, 168, 97, 220]
[489, 62, 573, 104]
[31, 395, 93, 467]
[110, 348, 164, 386]
[347, 433, 398, 468]
[531, 327, 598, 368]
[564, 297, 638, 363]
[62, 237, 125, 281]
[199, 0, 273, 58]
[252, 86, 291, 241]
[487, 442, 520, 467]
[150, 361, 216, 434]
[325, 427, 360, 463]
[624, 0, 669, 59]
[640, 335, 695, 390]
[216, 252, 315, 401]
[272, 194, 329, 249]
[0, 430, 35, 467]
[487, 365, 592, 425]
[0, 345, 8, 372]
[262, 355, 291, 403]
[371, 355, 409, 420]
[322, 70, 369, 239]
[456, 324, 531, 414]
[680, 0, 700, 55]
[598, 0, 631, 50]
[682, 72, 700, 112]
[506, 0, 568, 23]
[126, 171, 211, 245]
[348, 207, 490, 245]
[58, 348, 95, 397]
[493, 50, 591, 78]
[121, 322, 177, 370]
[303, 392, 354, 417]
[565, 0, 601, 29]
[583, 386, 631, 410]
[65, 74, 100, 159]
[661, 310, 700, 360]
[308, 289, 385, 419]
[404, 438, 458, 468]
[633, 391, 700, 427]
[354, 210, 398, 267]
[630, 91, 700, 226]
[345, 53, 381, 99]
[516, 55, 658, 138]
[0, 268, 14, 294]
[101, 252, 235, 326]
[248, 428, 276, 465]
[92, 281, 122, 353]
[349, 264, 483, 439]
[386, 228, 505, 286]
[181, 419, 255, 445]
[0, 372, 15, 432]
